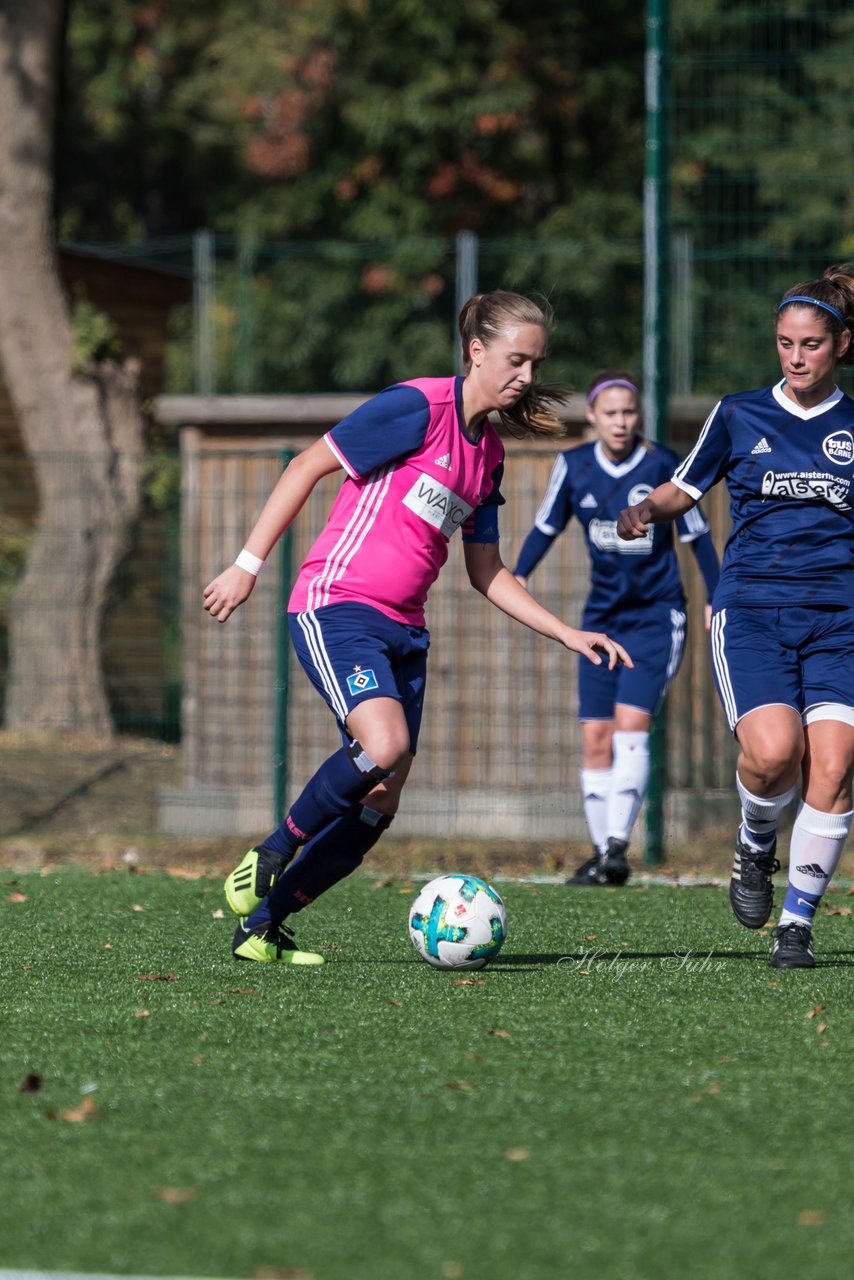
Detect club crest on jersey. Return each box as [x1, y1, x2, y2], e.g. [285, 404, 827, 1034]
[822, 430, 854, 467]
[347, 667, 379, 696]
[402, 473, 474, 537]
[627, 483, 653, 507]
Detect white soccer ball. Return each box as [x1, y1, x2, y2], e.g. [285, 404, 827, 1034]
[408, 874, 507, 970]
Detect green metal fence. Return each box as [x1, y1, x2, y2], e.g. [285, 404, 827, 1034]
[4, 4, 854, 848]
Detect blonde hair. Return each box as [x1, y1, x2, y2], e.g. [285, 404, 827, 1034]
[458, 291, 569, 438]
[778, 264, 854, 366]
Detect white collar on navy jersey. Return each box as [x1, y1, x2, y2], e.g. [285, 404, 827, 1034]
[593, 440, 648, 477]
[773, 378, 844, 419]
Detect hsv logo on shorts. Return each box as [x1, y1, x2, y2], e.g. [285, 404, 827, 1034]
[347, 667, 379, 696]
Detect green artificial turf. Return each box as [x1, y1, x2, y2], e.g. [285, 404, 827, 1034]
[3, 868, 854, 1280]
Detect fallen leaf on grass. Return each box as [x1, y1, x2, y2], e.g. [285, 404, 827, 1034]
[17, 1073, 42, 1093]
[453, 978, 485, 987]
[824, 906, 851, 917]
[156, 1186, 198, 1204]
[806, 1004, 825, 1019]
[692, 1085, 722, 1102]
[137, 973, 178, 982]
[444, 1081, 473, 1091]
[488, 1028, 511, 1038]
[8, 892, 27, 904]
[165, 866, 204, 881]
[211, 908, 225, 919]
[798, 1210, 826, 1227]
[385, 999, 403, 1006]
[132, 904, 145, 912]
[505, 1147, 530, 1162]
[135, 1010, 151, 1019]
[49, 1097, 98, 1123]
[816, 1022, 828, 1035]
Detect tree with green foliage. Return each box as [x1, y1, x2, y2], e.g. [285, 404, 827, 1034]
[59, 0, 647, 392]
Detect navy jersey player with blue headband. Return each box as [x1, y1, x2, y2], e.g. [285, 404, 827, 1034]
[619, 263, 854, 968]
[513, 370, 720, 887]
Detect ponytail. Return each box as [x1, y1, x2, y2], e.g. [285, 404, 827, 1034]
[458, 291, 570, 438]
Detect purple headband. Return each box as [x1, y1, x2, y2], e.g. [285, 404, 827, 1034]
[587, 377, 640, 405]
[777, 295, 846, 326]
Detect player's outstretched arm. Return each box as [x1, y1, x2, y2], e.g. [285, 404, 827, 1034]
[463, 542, 633, 670]
[203, 439, 343, 623]
[617, 480, 697, 540]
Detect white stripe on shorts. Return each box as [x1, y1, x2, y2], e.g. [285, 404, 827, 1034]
[710, 608, 737, 729]
[297, 609, 349, 722]
[663, 608, 687, 695]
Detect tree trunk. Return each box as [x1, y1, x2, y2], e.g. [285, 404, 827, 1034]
[0, 0, 145, 738]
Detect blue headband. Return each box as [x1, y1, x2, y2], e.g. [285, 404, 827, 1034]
[777, 295, 846, 326]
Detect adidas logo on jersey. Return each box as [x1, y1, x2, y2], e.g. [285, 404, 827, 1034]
[580, 493, 598, 508]
[751, 437, 772, 454]
[434, 453, 452, 470]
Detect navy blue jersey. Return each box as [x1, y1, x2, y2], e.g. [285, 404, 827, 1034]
[674, 380, 854, 608]
[514, 440, 715, 625]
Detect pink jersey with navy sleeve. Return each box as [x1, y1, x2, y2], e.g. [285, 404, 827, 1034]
[288, 376, 506, 626]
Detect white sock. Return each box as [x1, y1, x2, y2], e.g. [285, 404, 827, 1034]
[581, 767, 612, 854]
[736, 774, 796, 851]
[605, 731, 649, 844]
[778, 802, 853, 928]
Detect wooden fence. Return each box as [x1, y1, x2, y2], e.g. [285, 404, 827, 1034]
[157, 394, 738, 852]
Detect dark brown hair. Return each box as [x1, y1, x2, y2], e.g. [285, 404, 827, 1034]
[777, 264, 854, 366]
[458, 291, 569, 438]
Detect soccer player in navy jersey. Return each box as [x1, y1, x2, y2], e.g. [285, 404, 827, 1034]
[513, 371, 720, 886]
[619, 264, 854, 969]
[203, 292, 632, 963]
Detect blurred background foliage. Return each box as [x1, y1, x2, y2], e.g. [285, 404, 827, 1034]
[58, 0, 647, 392]
[54, 0, 854, 397]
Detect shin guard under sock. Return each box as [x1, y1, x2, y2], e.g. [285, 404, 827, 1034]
[258, 741, 392, 863]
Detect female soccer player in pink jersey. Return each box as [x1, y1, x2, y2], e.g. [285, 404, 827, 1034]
[204, 291, 631, 963]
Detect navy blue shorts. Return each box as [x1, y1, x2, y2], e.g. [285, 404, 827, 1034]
[578, 605, 687, 721]
[710, 603, 854, 732]
[289, 603, 430, 751]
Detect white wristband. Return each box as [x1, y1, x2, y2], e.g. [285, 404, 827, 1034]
[235, 548, 265, 576]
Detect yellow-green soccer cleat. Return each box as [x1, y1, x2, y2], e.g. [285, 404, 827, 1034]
[232, 919, 325, 965]
[224, 847, 286, 916]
